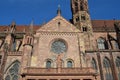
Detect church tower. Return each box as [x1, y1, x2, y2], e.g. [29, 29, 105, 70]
[71, 0, 92, 32]
[71, 0, 94, 50]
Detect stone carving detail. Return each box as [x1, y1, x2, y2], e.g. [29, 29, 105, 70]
[56, 54, 63, 68]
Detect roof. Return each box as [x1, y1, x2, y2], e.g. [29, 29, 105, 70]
[0, 25, 40, 33]
[92, 20, 120, 32]
[0, 20, 120, 32]
[37, 15, 80, 32]
[92, 20, 115, 28]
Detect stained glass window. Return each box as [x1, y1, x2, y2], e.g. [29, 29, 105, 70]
[97, 38, 108, 49]
[103, 58, 114, 80]
[91, 58, 97, 70]
[46, 61, 51, 68]
[5, 61, 20, 80]
[51, 40, 66, 54]
[116, 57, 120, 80]
[12, 75, 18, 80]
[111, 41, 119, 49]
[115, 41, 119, 49]
[5, 75, 10, 80]
[67, 61, 73, 68]
[97, 38, 105, 49]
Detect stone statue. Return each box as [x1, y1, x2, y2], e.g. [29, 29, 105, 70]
[86, 54, 91, 67]
[3, 43, 9, 52]
[56, 54, 63, 68]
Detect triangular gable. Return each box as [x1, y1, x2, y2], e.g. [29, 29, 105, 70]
[37, 15, 80, 32]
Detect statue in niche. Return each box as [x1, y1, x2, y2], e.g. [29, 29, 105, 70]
[80, 51, 87, 67]
[56, 54, 63, 68]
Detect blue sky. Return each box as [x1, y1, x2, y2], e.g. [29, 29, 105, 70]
[0, 0, 120, 25]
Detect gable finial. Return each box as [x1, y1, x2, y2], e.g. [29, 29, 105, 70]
[10, 20, 16, 33]
[29, 18, 34, 34]
[57, 4, 61, 16]
[11, 20, 16, 26]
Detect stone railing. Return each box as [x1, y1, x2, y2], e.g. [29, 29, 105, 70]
[85, 49, 120, 53]
[61, 68, 95, 74]
[8, 51, 22, 56]
[24, 67, 96, 75]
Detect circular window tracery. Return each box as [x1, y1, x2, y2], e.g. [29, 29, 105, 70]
[51, 40, 67, 54]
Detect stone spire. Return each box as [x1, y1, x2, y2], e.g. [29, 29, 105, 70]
[11, 21, 16, 27]
[10, 20, 16, 33]
[57, 5, 61, 16]
[29, 19, 34, 34]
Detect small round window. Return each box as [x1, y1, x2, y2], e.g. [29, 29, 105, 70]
[51, 40, 66, 54]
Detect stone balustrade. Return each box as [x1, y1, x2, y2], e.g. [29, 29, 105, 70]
[8, 51, 22, 56]
[24, 67, 96, 75]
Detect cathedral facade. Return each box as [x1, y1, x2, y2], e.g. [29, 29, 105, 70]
[0, 0, 120, 80]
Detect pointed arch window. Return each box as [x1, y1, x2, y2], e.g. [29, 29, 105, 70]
[67, 61, 73, 68]
[103, 58, 114, 80]
[80, 2, 84, 11]
[82, 26, 87, 32]
[5, 61, 20, 80]
[81, 15, 86, 21]
[27, 37, 33, 45]
[76, 17, 80, 22]
[91, 58, 97, 70]
[46, 60, 52, 68]
[116, 57, 120, 80]
[80, 6, 84, 11]
[114, 41, 119, 49]
[75, 2, 78, 13]
[97, 38, 108, 49]
[110, 40, 119, 49]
